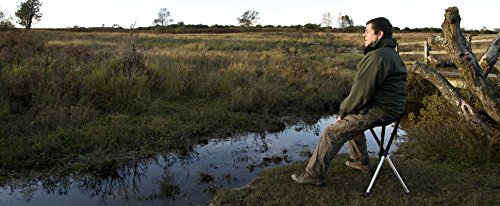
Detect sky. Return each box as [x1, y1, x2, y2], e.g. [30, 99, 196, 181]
[1, 0, 499, 30]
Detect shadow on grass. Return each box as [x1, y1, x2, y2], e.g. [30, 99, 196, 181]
[211, 154, 500, 205]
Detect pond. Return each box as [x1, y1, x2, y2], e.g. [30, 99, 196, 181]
[0, 115, 406, 206]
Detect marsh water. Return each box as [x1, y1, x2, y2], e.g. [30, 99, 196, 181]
[0, 115, 406, 206]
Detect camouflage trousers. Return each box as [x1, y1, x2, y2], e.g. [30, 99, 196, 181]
[305, 113, 386, 178]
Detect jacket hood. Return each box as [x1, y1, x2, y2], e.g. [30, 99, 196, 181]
[364, 37, 397, 55]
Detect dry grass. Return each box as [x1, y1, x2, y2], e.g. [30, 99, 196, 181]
[0, 30, 357, 182]
[211, 155, 500, 206]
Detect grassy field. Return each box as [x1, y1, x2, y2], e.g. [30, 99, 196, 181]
[0, 30, 360, 182]
[1, 30, 498, 204]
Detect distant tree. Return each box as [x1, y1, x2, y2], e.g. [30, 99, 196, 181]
[291, 24, 302, 30]
[343, 25, 365, 33]
[153, 8, 173, 26]
[304, 23, 320, 30]
[337, 14, 353, 29]
[15, 0, 42, 30]
[237, 10, 259, 27]
[0, 10, 15, 31]
[321, 12, 332, 28]
[480, 26, 489, 34]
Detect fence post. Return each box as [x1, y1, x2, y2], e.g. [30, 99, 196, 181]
[468, 35, 472, 49]
[424, 40, 429, 63]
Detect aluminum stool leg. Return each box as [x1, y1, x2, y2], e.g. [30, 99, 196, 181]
[366, 156, 385, 194]
[386, 156, 410, 193]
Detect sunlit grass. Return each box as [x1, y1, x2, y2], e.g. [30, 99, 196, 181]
[1, 29, 498, 205]
[1, 29, 496, 187]
[47, 39, 118, 47]
[0, 30, 357, 182]
[212, 155, 500, 205]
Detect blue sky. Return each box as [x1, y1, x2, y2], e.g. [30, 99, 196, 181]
[1, 0, 498, 30]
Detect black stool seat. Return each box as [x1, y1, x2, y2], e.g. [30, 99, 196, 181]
[365, 116, 410, 195]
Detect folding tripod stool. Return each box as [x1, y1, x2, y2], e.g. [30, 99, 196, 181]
[365, 117, 410, 195]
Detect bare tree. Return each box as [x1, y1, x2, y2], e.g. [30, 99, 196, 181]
[237, 10, 260, 27]
[321, 12, 332, 28]
[410, 7, 499, 140]
[153, 8, 173, 26]
[15, 0, 42, 29]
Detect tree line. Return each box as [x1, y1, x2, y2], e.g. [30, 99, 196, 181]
[1, 1, 498, 35]
[153, 8, 355, 29]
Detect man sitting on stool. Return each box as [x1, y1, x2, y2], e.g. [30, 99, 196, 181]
[292, 17, 407, 185]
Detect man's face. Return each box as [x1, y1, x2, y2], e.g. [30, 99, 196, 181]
[363, 23, 383, 47]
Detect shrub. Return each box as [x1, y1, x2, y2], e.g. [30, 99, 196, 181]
[406, 71, 438, 104]
[0, 31, 46, 64]
[108, 32, 153, 79]
[0, 20, 15, 32]
[0, 11, 15, 31]
[403, 95, 499, 164]
[86, 31, 156, 114]
[0, 65, 42, 113]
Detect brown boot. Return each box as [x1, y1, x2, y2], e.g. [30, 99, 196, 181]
[291, 173, 325, 186]
[345, 160, 373, 173]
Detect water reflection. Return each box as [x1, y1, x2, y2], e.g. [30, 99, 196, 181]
[0, 115, 406, 206]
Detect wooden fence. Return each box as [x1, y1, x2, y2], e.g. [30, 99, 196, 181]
[397, 36, 496, 65]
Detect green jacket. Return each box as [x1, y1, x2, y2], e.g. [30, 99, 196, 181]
[339, 37, 407, 121]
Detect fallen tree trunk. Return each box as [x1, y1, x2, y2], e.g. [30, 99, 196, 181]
[411, 62, 486, 127]
[440, 7, 500, 125]
[479, 36, 500, 76]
